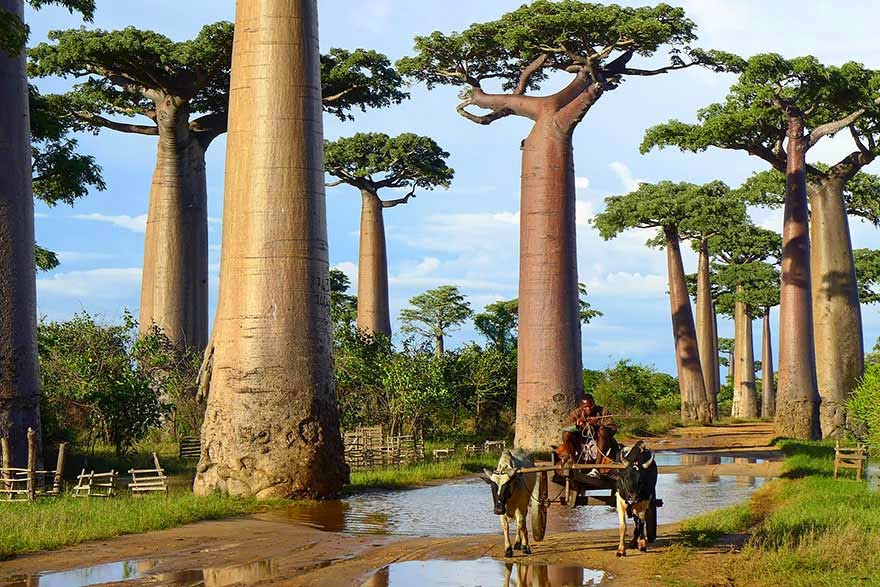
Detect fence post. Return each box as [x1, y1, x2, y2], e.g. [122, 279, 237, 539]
[27, 428, 36, 501]
[1, 437, 9, 493]
[54, 442, 67, 494]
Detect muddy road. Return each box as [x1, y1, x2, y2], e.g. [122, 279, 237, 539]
[0, 423, 780, 586]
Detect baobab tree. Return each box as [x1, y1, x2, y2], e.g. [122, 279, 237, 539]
[709, 225, 782, 418]
[0, 0, 94, 468]
[398, 0, 727, 448]
[643, 54, 880, 439]
[325, 133, 453, 337]
[400, 285, 473, 356]
[193, 0, 345, 499]
[30, 25, 406, 350]
[595, 181, 731, 424]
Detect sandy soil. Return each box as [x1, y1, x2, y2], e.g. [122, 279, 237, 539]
[0, 422, 780, 587]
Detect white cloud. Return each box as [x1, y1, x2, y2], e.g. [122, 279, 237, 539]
[609, 162, 641, 193]
[333, 261, 358, 286]
[35, 212, 49, 218]
[37, 267, 141, 298]
[575, 200, 595, 225]
[583, 272, 668, 298]
[74, 213, 147, 233]
[56, 251, 116, 263]
[575, 176, 590, 190]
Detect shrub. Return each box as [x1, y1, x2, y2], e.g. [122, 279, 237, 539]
[846, 364, 880, 455]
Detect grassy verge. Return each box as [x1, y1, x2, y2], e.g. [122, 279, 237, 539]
[346, 453, 499, 492]
[0, 493, 272, 561]
[617, 413, 682, 439]
[657, 439, 880, 587]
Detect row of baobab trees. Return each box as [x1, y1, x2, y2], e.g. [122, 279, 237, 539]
[2, 0, 880, 497]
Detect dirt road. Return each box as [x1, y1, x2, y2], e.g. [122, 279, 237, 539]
[0, 423, 780, 587]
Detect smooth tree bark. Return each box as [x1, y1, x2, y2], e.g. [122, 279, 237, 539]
[808, 175, 863, 436]
[731, 287, 758, 418]
[696, 239, 719, 419]
[357, 190, 392, 336]
[0, 0, 42, 468]
[194, 0, 346, 499]
[776, 116, 820, 439]
[665, 229, 711, 424]
[761, 309, 776, 418]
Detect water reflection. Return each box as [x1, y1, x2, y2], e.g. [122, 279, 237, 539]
[269, 473, 765, 537]
[0, 558, 279, 587]
[361, 559, 610, 587]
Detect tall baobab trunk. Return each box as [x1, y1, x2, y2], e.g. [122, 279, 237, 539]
[515, 117, 583, 450]
[711, 302, 721, 413]
[664, 228, 710, 424]
[776, 117, 820, 440]
[194, 0, 346, 499]
[356, 190, 391, 337]
[732, 290, 757, 418]
[808, 177, 863, 438]
[696, 239, 717, 420]
[761, 309, 775, 419]
[139, 101, 209, 350]
[0, 0, 43, 468]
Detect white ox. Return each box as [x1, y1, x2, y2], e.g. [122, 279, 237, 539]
[480, 449, 537, 558]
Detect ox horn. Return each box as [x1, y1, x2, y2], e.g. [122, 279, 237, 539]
[641, 451, 654, 469]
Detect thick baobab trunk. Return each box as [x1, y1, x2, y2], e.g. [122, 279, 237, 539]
[761, 310, 775, 419]
[356, 190, 391, 337]
[808, 178, 863, 438]
[0, 0, 43, 468]
[665, 229, 710, 424]
[514, 118, 583, 450]
[732, 291, 758, 419]
[139, 105, 209, 350]
[711, 302, 721, 412]
[696, 239, 717, 420]
[194, 0, 346, 499]
[776, 117, 820, 440]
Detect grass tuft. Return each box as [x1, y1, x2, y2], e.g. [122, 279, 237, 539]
[346, 453, 499, 493]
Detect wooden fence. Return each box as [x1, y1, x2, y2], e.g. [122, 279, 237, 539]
[343, 426, 426, 470]
[0, 430, 66, 502]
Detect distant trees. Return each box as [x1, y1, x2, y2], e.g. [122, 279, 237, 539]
[473, 300, 518, 353]
[325, 133, 453, 337]
[400, 285, 473, 356]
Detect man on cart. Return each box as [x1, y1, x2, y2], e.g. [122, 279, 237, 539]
[559, 394, 619, 471]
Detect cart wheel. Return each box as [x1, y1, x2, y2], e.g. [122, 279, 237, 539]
[646, 495, 658, 543]
[531, 471, 548, 542]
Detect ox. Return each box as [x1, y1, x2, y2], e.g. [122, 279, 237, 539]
[480, 449, 537, 558]
[612, 440, 657, 557]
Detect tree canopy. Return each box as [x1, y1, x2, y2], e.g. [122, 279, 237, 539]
[643, 53, 880, 181]
[29, 24, 407, 143]
[594, 180, 741, 242]
[400, 285, 473, 350]
[706, 222, 781, 317]
[854, 248, 880, 304]
[324, 132, 454, 198]
[397, 1, 729, 128]
[1, 0, 94, 55]
[473, 299, 518, 353]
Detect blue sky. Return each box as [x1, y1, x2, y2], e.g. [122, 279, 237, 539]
[27, 0, 880, 375]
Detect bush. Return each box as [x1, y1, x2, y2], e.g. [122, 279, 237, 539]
[846, 364, 880, 455]
[589, 360, 680, 415]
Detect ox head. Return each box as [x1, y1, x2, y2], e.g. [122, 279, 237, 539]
[614, 441, 655, 506]
[480, 468, 521, 515]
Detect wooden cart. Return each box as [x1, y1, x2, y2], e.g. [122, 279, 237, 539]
[516, 452, 662, 543]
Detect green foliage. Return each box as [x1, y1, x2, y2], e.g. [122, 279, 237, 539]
[1, 0, 94, 56]
[333, 326, 393, 431]
[846, 364, 880, 455]
[707, 222, 781, 317]
[578, 283, 603, 324]
[590, 360, 680, 415]
[0, 494, 267, 560]
[321, 48, 408, 119]
[399, 285, 473, 351]
[453, 344, 517, 436]
[34, 244, 58, 271]
[329, 268, 358, 333]
[397, 1, 715, 92]
[38, 312, 163, 455]
[473, 299, 518, 352]
[854, 248, 880, 304]
[325, 132, 453, 194]
[380, 348, 451, 436]
[679, 502, 756, 547]
[594, 181, 742, 244]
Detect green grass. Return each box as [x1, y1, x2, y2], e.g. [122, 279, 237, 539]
[59, 440, 196, 477]
[616, 413, 682, 439]
[662, 438, 880, 586]
[0, 493, 272, 560]
[346, 453, 498, 492]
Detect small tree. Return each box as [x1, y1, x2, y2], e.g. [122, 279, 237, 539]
[400, 285, 473, 356]
[847, 365, 880, 456]
[473, 299, 518, 353]
[329, 268, 358, 335]
[854, 248, 880, 304]
[380, 349, 450, 436]
[325, 133, 453, 337]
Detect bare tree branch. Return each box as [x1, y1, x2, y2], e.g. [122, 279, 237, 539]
[325, 179, 346, 187]
[381, 186, 416, 208]
[74, 111, 159, 135]
[851, 125, 871, 154]
[323, 86, 361, 103]
[513, 53, 549, 95]
[809, 98, 880, 147]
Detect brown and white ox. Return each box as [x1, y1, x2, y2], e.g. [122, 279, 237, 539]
[480, 449, 537, 558]
[611, 441, 658, 557]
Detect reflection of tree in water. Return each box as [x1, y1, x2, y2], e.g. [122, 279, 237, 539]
[504, 562, 592, 587]
[203, 559, 278, 587]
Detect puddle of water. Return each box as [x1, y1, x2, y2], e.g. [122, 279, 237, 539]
[652, 451, 767, 466]
[266, 472, 766, 537]
[1, 558, 279, 587]
[360, 559, 611, 587]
